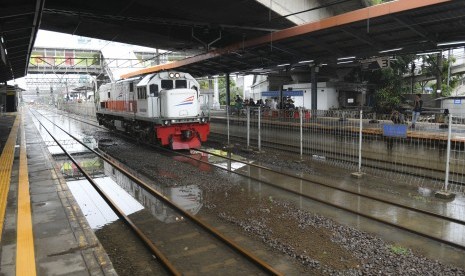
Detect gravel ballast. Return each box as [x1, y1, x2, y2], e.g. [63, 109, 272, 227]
[91, 130, 465, 275]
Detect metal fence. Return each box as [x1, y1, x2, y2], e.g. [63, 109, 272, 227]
[210, 107, 465, 195]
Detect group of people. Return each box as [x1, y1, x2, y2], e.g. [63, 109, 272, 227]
[390, 94, 423, 128]
[234, 95, 297, 112]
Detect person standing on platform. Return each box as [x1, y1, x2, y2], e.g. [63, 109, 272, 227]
[411, 94, 423, 129]
[390, 108, 405, 124]
[270, 98, 278, 110]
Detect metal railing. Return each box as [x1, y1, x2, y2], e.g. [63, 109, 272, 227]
[210, 107, 465, 195]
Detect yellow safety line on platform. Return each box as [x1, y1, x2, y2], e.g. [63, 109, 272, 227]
[0, 115, 20, 240]
[16, 115, 37, 276]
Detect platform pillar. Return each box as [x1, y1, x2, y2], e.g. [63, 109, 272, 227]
[311, 66, 318, 111]
[225, 73, 230, 107]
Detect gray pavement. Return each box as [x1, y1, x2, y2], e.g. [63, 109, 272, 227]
[0, 110, 116, 275]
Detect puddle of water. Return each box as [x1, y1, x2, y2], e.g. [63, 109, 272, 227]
[31, 111, 97, 155]
[102, 161, 203, 223]
[67, 177, 144, 229]
[191, 148, 249, 171]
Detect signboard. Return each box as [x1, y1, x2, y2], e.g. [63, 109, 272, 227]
[360, 56, 390, 71]
[261, 91, 304, 97]
[383, 124, 407, 138]
[454, 99, 462, 104]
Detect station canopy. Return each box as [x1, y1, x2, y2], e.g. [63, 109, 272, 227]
[1, 0, 465, 81]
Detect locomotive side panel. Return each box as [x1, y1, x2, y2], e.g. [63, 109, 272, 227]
[99, 80, 137, 113]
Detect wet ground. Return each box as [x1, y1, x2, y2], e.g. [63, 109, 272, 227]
[97, 131, 465, 274]
[28, 107, 465, 274]
[0, 114, 16, 153]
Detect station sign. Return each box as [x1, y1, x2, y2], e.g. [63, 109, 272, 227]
[454, 99, 462, 104]
[360, 56, 390, 71]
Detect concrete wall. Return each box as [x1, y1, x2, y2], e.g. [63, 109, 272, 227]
[283, 82, 338, 110]
[59, 102, 96, 118]
[442, 98, 465, 117]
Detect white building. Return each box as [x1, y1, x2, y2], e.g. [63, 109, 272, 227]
[250, 78, 339, 110]
[440, 96, 465, 116]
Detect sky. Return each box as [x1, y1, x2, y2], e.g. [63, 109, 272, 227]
[8, 30, 254, 97]
[34, 30, 158, 53]
[8, 30, 160, 89]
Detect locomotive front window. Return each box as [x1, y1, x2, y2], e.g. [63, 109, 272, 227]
[161, 80, 173, 90]
[150, 84, 159, 96]
[175, 80, 187, 88]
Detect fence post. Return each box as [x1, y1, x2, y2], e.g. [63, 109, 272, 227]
[435, 114, 456, 199]
[299, 108, 303, 159]
[258, 106, 261, 152]
[226, 105, 230, 146]
[351, 109, 364, 178]
[358, 110, 363, 173]
[444, 114, 452, 191]
[247, 106, 250, 149]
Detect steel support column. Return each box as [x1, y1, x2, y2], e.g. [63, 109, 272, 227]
[225, 72, 230, 106]
[311, 66, 318, 110]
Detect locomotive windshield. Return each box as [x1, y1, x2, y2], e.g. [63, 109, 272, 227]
[175, 80, 187, 88]
[161, 80, 173, 89]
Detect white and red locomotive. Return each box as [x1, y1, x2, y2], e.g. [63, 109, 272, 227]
[96, 71, 209, 150]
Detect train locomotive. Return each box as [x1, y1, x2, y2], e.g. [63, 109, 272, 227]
[96, 71, 209, 150]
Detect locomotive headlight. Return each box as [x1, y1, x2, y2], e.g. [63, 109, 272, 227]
[175, 73, 180, 78]
[169, 73, 175, 78]
[163, 120, 170, 126]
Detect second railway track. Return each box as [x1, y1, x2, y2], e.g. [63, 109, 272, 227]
[30, 107, 284, 275]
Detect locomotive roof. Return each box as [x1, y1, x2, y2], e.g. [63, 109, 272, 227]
[115, 76, 143, 84]
[137, 73, 156, 87]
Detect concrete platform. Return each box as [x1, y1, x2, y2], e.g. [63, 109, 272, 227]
[0, 110, 116, 275]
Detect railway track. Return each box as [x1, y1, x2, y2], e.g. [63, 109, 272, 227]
[207, 130, 465, 187]
[45, 107, 462, 188]
[191, 147, 465, 249]
[29, 108, 283, 275]
[35, 107, 465, 266]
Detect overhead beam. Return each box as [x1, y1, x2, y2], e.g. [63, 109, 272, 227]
[121, 0, 451, 79]
[24, 0, 45, 77]
[297, 37, 345, 57]
[0, 5, 35, 19]
[43, 8, 280, 33]
[341, 27, 381, 49]
[392, 16, 437, 46]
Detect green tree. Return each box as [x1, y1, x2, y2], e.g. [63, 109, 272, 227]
[198, 76, 243, 105]
[363, 54, 416, 112]
[420, 54, 463, 97]
[367, 0, 391, 6]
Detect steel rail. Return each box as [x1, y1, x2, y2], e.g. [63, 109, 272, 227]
[40, 107, 465, 252]
[206, 133, 465, 225]
[59, 107, 465, 252]
[32, 108, 283, 276]
[28, 109, 181, 275]
[45, 108, 463, 185]
[46, 107, 465, 226]
[155, 144, 465, 252]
